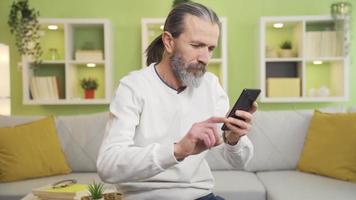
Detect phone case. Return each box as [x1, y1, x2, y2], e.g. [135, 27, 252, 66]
[221, 88, 261, 131]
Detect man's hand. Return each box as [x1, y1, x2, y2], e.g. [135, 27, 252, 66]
[174, 117, 227, 161]
[223, 101, 258, 145]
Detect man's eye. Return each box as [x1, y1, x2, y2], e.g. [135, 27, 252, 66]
[191, 44, 201, 48]
[208, 47, 215, 52]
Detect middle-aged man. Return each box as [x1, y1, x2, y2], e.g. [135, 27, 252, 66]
[97, 2, 257, 200]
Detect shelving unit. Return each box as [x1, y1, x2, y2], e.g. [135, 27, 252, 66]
[141, 17, 228, 89]
[259, 16, 349, 103]
[22, 18, 112, 105]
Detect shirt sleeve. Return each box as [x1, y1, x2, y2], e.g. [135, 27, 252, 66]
[96, 79, 179, 184]
[212, 75, 254, 169]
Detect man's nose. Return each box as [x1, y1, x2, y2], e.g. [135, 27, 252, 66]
[197, 48, 210, 65]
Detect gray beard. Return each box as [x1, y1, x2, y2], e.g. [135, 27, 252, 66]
[170, 53, 206, 88]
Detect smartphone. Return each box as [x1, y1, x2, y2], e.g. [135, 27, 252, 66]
[221, 88, 261, 131]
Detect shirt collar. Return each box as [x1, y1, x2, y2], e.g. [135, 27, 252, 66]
[153, 63, 187, 94]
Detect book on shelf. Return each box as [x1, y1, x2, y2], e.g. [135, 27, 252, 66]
[305, 31, 321, 58]
[305, 31, 341, 58]
[32, 183, 88, 200]
[320, 31, 337, 57]
[30, 76, 60, 100]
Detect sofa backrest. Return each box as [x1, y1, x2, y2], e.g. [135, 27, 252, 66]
[2, 106, 349, 173]
[0, 112, 109, 173]
[206, 106, 346, 172]
[245, 110, 313, 172]
[55, 112, 109, 172]
[205, 109, 313, 171]
[0, 115, 44, 126]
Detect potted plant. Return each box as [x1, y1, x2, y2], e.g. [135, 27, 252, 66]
[279, 40, 294, 57]
[88, 181, 104, 200]
[80, 78, 98, 99]
[8, 0, 42, 64]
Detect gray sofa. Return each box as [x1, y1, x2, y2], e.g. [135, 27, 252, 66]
[1, 108, 356, 200]
[207, 107, 356, 200]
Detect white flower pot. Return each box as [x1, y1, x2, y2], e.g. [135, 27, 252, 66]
[279, 49, 294, 58]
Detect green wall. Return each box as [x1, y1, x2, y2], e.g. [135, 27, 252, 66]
[0, 0, 355, 115]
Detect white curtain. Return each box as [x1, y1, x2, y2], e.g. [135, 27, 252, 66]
[0, 44, 10, 115]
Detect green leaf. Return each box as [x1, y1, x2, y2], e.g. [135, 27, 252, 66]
[8, 0, 42, 63]
[88, 181, 104, 199]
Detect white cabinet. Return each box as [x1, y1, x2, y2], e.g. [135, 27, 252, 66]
[260, 16, 349, 102]
[22, 18, 112, 105]
[141, 17, 228, 89]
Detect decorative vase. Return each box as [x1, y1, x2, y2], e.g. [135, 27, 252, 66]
[84, 89, 95, 99]
[49, 48, 59, 60]
[279, 49, 294, 58]
[317, 86, 330, 97]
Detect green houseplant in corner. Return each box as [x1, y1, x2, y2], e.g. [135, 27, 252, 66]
[8, 0, 42, 64]
[88, 181, 104, 200]
[80, 78, 98, 99]
[279, 40, 295, 58]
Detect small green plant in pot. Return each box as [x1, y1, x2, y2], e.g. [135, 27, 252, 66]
[280, 40, 292, 50]
[279, 40, 295, 57]
[88, 181, 104, 200]
[80, 78, 98, 99]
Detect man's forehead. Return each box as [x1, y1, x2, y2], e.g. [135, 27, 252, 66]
[183, 14, 218, 29]
[181, 14, 220, 43]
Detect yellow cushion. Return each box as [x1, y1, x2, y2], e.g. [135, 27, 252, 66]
[0, 116, 71, 182]
[297, 110, 356, 183]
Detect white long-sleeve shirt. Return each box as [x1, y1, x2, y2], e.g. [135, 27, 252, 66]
[97, 63, 254, 200]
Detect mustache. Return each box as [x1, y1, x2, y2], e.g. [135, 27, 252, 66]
[186, 62, 206, 73]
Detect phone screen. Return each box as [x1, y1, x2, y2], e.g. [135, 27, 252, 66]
[221, 88, 261, 131]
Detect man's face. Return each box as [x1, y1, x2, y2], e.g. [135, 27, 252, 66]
[169, 15, 220, 88]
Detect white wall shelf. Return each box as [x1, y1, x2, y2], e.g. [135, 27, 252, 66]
[260, 15, 349, 102]
[22, 18, 112, 105]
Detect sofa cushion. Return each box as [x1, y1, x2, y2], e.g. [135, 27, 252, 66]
[56, 112, 109, 172]
[245, 110, 313, 172]
[0, 116, 71, 182]
[212, 171, 265, 200]
[297, 111, 356, 183]
[257, 170, 356, 200]
[0, 173, 111, 200]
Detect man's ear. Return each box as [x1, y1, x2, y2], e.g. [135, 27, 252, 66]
[162, 31, 174, 54]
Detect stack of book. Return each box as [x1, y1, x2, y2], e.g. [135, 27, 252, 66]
[32, 184, 88, 200]
[305, 30, 343, 58]
[30, 76, 60, 100]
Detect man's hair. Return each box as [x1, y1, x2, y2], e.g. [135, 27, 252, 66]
[145, 2, 220, 66]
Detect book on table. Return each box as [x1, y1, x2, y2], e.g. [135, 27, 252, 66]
[32, 183, 88, 200]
